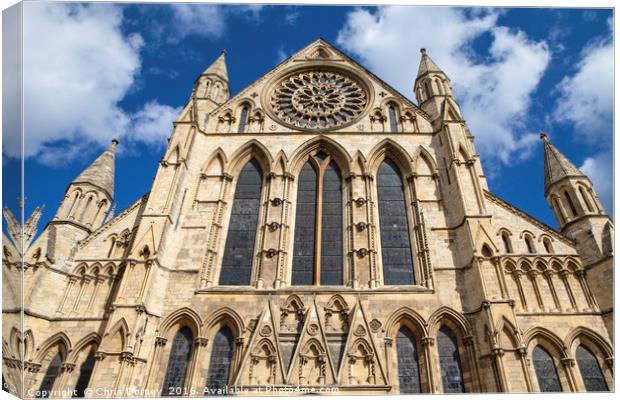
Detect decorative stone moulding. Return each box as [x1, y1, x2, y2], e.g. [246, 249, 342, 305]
[266, 67, 372, 131]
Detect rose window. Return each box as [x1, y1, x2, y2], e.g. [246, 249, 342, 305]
[271, 71, 368, 130]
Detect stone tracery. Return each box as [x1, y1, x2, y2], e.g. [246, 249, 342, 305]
[271, 70, 368, 130]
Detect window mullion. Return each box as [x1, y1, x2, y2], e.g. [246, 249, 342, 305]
[314, 160, 325, 286]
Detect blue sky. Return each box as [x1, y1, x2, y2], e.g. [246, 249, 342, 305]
[2, 3, 614, 235]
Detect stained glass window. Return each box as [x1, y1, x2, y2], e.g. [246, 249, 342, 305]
[206, 326, 234, 393]
[292, 162, 317, 285]
[292, 154, 343, 286]
[388, 106, 398, 133]
[576, 345, 608, 392]
[162, 327, 194, 396]
[437, 326, 464, 393]
[396, 327, 421, 393]
[238, 106, 249, 133]
[74, 351, 96, 397]
[377, 160, 415, 285]
[533, 346, 562, 392]
[320, 160, 343, 285]
[220, 159, 263, 285]
[37, 353, 62, 398]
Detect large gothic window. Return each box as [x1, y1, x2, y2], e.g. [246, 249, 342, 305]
[576, 345, 608, 392]
[206, 326, 234, 393]
[74, 351, 96, 397]
[437, 326, 464, 393]
[292, 162, 317, 285]
[162, 327, 194, 396]
[292, 153, 343, 286]
[396, 327, 421, 393]
[37, 353, 62, 398]
[377, 159, 415, 285]
[533, 346, 562, 392]
[220, 159, 263, 285]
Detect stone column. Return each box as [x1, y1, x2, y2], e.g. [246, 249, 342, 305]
[57, 276, 78, 314]
[145, 337, 167, 393]
[559, 270, 578, 311]
[72, 275, 93, 313]
[542, 271, 561, 311]
[189, 337, 209, 392]
[575, 270, 598, 310]
[421, 337, 436, 393]
[561, 357, 579, 392]
[526, 271, 545, 311]
[511, 271, 528, 311]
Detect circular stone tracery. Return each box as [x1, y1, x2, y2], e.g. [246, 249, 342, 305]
[270, 70, 368, 130]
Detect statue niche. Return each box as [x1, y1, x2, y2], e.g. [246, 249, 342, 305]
[346, 339, 376, 385]
[249, 339, 277, 385]
[298, 340, 327, 386]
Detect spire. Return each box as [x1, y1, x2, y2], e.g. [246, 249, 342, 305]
[416, 48, 443, 79]
[202, 50, 229, 82]
[541, 132, 584, 193]
[72, 139, 118, 199]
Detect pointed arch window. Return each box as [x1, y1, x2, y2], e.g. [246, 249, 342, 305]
[533, 346, 562, 392]
[501, 233, 512, 254]
[552, 197, 566, 225]
[437, 326, 464, 393]
[206, 326, 234, 393]
[424, 81, 431, 100]
[74, 351, 96, 397]
[162, 327, 194, 396]
[576, 345, 608, 392]
[564, 190, 578, 217]
[388, 105, 398, 133]
[543, 238, 553, 254]
[377, 159, 415, 285]
[396, 327, 421, 393]
[220, 159, 263, 286]
[292, 152, 343, 286]
[37, 353, 62, 398]
[237, 105, 249, 133]
[525, 236, 535, 254]
[579, 187, 595, 213]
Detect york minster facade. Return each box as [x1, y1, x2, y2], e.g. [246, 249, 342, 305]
[2, 39, 614, 397]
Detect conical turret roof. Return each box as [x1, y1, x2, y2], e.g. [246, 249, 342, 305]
[202, 50, 229, 82]
[72, 139, 118, 199]
[541, 133, 584, 193]
[416, 48, 443, 79]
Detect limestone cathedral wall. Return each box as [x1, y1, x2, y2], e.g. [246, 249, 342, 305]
[2, 40, 613, 397]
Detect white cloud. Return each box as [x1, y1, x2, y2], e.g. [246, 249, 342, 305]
[275, 46, 290, 64]
[165, 4, 265, 43]
[285, 11, 300, 25]
[336, 7, 551, 165]
[16, 3, 140, 159]
[168, 4, 227, 42]
[553, 38, 613, 146]
[4, 3, 187, 164]
[126, 101, 183, 147]
[579, 151, 613, 215]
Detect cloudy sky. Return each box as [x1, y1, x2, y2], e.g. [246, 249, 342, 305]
[2, 3, 614, 233]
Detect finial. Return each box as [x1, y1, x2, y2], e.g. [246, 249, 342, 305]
[420, 48, 427, 55]
[111, 138, 120, 146]
[539, 132, 548, 141]
[221, 49, 227, 56]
